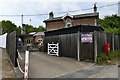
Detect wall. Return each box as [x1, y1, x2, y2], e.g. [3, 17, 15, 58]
[72, 17, 96, 26]
[46, 17, 97, 31]
[46, 20, 65, 31]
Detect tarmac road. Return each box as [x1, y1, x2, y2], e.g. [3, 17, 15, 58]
[28, 52, 93, 78]
[19, 51, 119, 78]
[59, 64, 118, 78]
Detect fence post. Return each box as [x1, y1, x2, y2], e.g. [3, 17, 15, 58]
[77, 30, 80, 61]
[24, 50, 29, 78]
[94, 31, 97, 63]
[112, 34, 115, 51]
[48, 43, 50, 55]
[105, 33, 107, 44]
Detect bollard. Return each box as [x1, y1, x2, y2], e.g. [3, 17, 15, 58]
[24, 50, 29, 78]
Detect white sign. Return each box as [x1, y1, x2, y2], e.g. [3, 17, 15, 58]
[81, 34, 93, 43]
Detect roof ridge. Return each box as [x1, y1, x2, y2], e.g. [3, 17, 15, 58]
[43, 12, 99, 22]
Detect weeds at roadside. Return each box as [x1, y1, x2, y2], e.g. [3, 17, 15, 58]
[97, 50, 120, 65]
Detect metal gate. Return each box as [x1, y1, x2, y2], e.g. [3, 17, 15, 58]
[6, 31, 18, 67]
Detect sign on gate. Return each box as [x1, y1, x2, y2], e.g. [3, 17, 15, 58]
[48, 43, 59, 56]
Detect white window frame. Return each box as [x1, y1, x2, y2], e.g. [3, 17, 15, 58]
[65, 19, 72, 28]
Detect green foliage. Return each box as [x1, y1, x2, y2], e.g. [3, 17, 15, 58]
[2, 20, 18, 34]
[99, 14, 120, 34]
[1, 20, 46, 34]
[97, 50, 120, 65]
[23, 24, 46, 34]
[23, 24, 34, 34]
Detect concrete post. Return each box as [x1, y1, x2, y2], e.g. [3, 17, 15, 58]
[94, 31, 97, 63]
[24, 50, 29, 78]
[77, 30, 80, 61]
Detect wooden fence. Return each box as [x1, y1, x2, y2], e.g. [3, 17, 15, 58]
[44, 33, 77, 58]
[44, 31, 120, 62]
[6, 31, 18, 67]
[96, 32, 120, 55]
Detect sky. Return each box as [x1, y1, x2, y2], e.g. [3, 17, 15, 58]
[0, 0, 119, 27]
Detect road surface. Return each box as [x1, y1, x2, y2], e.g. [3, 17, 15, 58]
[18, 51, 119, 78]
[19, 51, 94, 78]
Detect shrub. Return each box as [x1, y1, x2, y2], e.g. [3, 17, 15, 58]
[97, 50, 120, 65]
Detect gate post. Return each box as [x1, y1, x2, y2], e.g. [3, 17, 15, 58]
[77, 30, 80, 61]
[24, 50, 29, 78]
[94, 31, 97, 63]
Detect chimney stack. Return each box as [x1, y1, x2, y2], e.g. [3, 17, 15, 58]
[49, 12, 54, 19]
[93, 3, 97, 13]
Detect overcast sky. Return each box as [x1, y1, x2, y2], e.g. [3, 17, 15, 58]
[0, 0, 119, 27]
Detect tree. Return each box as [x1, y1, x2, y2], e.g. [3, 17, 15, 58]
[99, 14, 120, 34]
[36, 26, 46, 32]
[1, 20, 20, 34]
[23, 24, 46, 34]
[23, 24, 34, 34]
[1, 20, 46, 34]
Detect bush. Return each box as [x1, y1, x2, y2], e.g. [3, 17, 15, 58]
[97, 50, 120, 65]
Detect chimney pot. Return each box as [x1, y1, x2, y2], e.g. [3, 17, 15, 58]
[49, 12, 54, 19]
[93, 3, 97, 13]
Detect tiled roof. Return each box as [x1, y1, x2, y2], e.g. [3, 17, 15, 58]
[43, 13, 99, 22]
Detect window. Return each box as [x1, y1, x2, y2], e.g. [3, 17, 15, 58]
[65, 19, 72, 28]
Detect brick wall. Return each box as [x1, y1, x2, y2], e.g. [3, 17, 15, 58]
[72, 17, 96, 26]
[46, 17, 97, 31]
[46, 20, 65, 31]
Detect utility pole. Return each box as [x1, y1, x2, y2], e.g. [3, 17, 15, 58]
[21, 14, 24, 34]
[118, 1, 120, 16]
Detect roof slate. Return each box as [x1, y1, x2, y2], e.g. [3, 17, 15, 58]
[43, 13, 99, 22]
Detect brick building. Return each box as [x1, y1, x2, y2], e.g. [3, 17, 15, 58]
[43, 12, 99, 31]
[43, 3, 99, 31]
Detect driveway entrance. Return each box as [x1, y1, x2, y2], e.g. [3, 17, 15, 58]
[21, 52, 94, 78]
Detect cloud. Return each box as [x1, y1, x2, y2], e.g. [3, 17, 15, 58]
[0, 1, 118, 27]
[1, 0, 119, 2]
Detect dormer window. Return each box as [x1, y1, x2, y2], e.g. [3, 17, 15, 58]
[65, 19, 72, 28]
